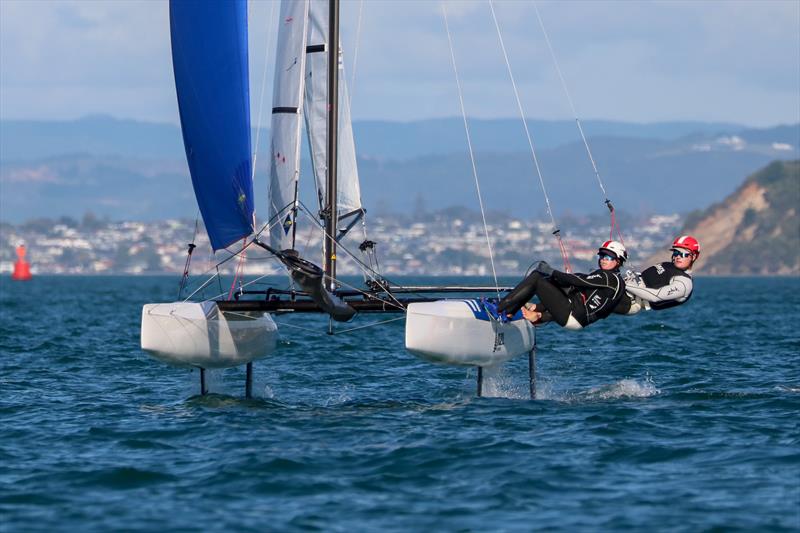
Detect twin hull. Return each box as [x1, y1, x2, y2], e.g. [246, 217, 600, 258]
[141, 299, 534, 370]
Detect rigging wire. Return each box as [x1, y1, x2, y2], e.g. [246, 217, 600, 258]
[348, 0, 365, 110]
[180, 215, 287, 303]
[295, 207, 405, 309]
[488, 0, 572, 273]
[251, 0, 278, 222]
[531, 1, 627, 248]
[227, 238, 248, 300]
[177, 215, 200, 299]
[332, 316, 406, 335]
[441, 2, 501, 298]
[341, 0, 380, 284]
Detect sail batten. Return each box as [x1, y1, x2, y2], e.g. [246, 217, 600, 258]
[170, 0, 254, 251]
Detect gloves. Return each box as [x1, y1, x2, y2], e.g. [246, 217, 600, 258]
[534, 260, 554, 276]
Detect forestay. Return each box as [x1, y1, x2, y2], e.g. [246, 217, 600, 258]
[170, 0, 254, 251]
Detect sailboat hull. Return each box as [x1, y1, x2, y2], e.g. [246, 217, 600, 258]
[140, 302, 278, 369]
[405, 300, 535, 367]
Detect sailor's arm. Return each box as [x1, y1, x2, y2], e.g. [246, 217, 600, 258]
[613, 293, 643, 315]
[550, 270, 618, 290]
[625, 276, 693, 304]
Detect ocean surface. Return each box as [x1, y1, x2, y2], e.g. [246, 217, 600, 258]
[1, 276, 798, 532]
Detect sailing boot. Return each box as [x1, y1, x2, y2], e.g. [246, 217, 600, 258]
[481, 298, 503, 322]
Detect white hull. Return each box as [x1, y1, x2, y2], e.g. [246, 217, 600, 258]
[141, 302, 278, 369]
[405, 300, 535, 367]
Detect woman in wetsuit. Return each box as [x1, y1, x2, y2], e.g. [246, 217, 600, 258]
[616, 235, 699, 315]
[495, 240, 627, 330]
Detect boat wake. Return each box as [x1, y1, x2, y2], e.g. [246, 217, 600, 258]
[581, 378, 660, 400]
[534, 376, 661, 403]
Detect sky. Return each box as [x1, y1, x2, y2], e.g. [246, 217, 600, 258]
[1, 0, 798, 128]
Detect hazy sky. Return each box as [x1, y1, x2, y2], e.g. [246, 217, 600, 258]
[1, 0, 798, 127]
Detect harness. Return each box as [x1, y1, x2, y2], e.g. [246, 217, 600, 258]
[640, 262, 693, 310]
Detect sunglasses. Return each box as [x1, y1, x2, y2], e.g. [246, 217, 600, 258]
[672, 250, 693, 258]
[598, 253, 618, 261]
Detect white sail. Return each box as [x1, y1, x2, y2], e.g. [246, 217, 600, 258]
[305, 0, 363, 219]
[268, 0, 310, 251]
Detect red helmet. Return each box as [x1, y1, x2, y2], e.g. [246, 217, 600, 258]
[671, 235, 700, 257]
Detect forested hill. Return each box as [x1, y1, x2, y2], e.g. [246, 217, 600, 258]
[652, 160, 799, 275]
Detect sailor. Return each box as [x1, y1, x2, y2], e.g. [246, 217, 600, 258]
[615, 235, 699, 315]
[494, 241, 627, 330]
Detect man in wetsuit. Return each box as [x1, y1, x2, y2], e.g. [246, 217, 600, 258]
[494, 241, 627, 330]
[616, 235, 699, 315]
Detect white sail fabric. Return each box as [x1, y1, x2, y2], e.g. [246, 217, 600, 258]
[268, 0, 310, 251]
[305, 0, 363, 219]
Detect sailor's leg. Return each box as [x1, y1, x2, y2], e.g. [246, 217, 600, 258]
[533, 278, 573, 327]
[538, 310, 555, 324]
[497, 271, 545, 315]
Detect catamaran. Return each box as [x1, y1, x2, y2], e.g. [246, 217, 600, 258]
[141, 0, 623, 399]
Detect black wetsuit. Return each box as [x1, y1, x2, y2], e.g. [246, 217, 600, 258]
[498, 267, 626, 328]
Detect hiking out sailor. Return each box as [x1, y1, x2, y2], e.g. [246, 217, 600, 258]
[615, 235, 699, 315]
[493, 241, 627, 330]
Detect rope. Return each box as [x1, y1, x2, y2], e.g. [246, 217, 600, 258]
[273, 320, 327, 335]
[332, 316, 406, 335]
[322, 270, 406, 312]
[180, 215, 287, 303]
[441, 3, 501, 298]
[296, 206, 399, 304]
[488, 0, 571, 272]
[227, 238, 247, 300]
[532, 1, 626, 249]
[220, 310, 262, 321]
[177, 215, 200, 299]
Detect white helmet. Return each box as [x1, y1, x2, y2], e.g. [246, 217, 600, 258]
[598, 240, 627, 264]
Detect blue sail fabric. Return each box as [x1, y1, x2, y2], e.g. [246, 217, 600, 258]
[170, 0, 254, 251]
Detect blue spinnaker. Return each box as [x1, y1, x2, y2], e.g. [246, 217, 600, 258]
[170, 0, 254, 251]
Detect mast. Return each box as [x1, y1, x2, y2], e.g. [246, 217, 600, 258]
[324, 0, 340, 291]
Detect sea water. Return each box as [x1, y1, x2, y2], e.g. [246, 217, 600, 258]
[1, 276, 798, 531]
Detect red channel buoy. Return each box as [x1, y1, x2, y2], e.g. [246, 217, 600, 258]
[12, 244, 32, 281]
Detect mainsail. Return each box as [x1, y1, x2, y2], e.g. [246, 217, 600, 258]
[305, 0, 363, 219]
[170, 0, 254, 251]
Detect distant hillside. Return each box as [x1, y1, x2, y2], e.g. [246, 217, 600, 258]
[0, 115, 747, 161]
[1, 116, 797, 222]
[646, 161, 799, 275]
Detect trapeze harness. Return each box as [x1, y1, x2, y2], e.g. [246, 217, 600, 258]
[618, 262, 693, 314]
[498, 268, 625, 330]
